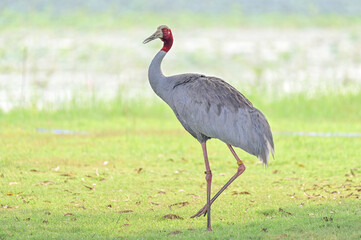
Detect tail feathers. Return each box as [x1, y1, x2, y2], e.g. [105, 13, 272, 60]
[258, 136, 275, 167]
[248, 108, 274, 167]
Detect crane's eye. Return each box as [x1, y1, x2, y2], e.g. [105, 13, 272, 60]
[162, 28, 169, 37]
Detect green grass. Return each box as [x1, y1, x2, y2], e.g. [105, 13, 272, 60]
[2, 10, 361, 31]
[0, 93, 360, 239]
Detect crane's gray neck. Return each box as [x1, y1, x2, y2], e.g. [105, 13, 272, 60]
[148, 50, 172, 103]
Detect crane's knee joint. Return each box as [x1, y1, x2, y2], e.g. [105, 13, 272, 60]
[237, 159, 244, 166]
[205, 170, 212, 181]
[237, 163, 246, 174]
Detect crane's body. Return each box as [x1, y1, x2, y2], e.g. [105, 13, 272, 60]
[149, 50, 273, 164]
[144, 25, 274, 231]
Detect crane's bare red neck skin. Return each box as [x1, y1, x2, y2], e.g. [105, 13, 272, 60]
[161, 28, 173, 52]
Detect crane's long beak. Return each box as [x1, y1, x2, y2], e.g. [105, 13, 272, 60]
[143, 30, 163, 44]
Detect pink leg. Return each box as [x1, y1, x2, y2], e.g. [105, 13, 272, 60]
[201, 142, 213, 231]
[191, 144, 246, 218]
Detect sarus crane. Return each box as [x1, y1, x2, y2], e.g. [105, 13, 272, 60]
[143, 25, 274, 231]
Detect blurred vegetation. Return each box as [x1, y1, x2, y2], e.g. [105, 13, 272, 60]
[2, 91, 360, 127]
[1, 10, 361, 30]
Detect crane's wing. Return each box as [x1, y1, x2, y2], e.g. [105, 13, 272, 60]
[170, 74, 274, 165]
[172, 74, 253, 110]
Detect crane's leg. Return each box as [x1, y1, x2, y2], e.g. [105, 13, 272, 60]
[201, 142, 213, 231]
[191, 144, 246, 218]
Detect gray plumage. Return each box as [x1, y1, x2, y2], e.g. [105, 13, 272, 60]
[148, 50, 274, 166]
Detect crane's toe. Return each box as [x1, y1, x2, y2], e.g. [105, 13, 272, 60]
[190, 205, 207, 218]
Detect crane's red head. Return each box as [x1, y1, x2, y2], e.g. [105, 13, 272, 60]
[143, 25, 173, 52]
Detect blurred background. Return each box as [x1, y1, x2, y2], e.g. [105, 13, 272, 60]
[0, 0, 360, 112]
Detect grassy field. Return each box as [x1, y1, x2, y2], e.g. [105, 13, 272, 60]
[1, 93, 360, 239]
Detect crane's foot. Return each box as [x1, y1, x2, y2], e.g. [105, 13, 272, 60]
[190, 205, 208, 218]
[191, 205, 213, 231]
